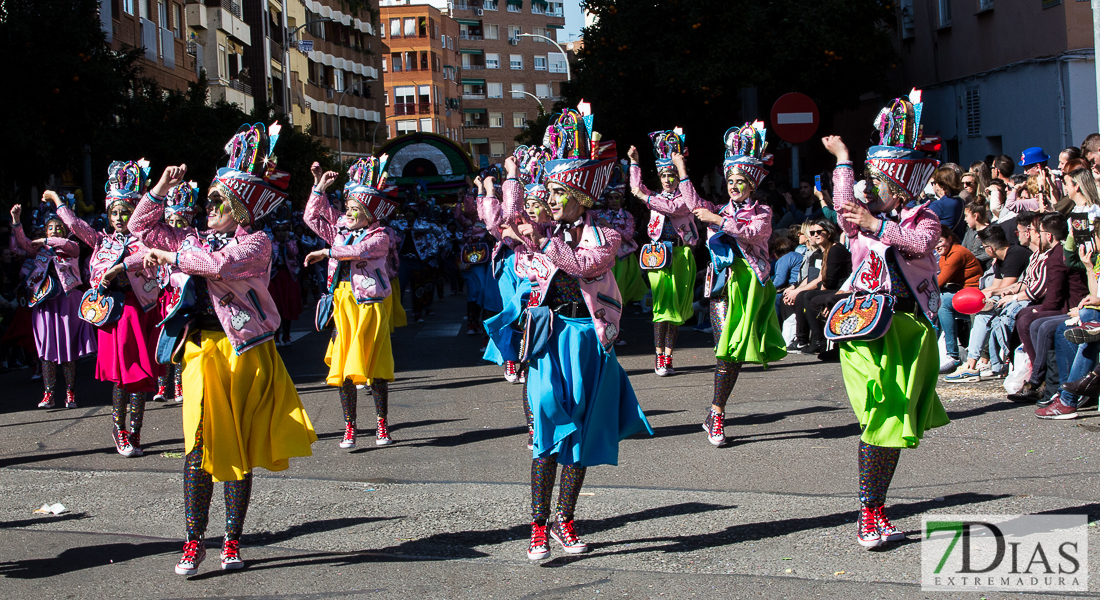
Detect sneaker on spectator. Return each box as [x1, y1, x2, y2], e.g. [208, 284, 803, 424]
[1064, 322, 1100, 345]
[786, 341, 807, 354]
[939, 359, 961, 375]
[1035, 393, 1058, 408]
[1076, 396, 1098, 411]
[979, 369, 1005, 381]
[1035, 395, 1078, 419]
[1007, 381, 1042, 403]
[944, 366, 980, 383]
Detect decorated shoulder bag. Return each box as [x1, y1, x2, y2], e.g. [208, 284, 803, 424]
[639, 241, 673, 270]
[823, 251, 894, 342]
[79, 246, 129, 327]
[315, 229, 369, 331]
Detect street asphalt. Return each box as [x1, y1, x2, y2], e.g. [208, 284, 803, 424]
[3, 293, 1100, 599]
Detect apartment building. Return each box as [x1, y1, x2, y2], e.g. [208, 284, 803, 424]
[452, 0, 568, 166]
[379, 2, 464, 143]
[895, 0, 1096, 164]
[185, 0, 255, 112]
[99, 0, 199, 92]
[294, 0, 384, 159]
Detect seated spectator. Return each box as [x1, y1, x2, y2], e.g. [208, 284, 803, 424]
[927, 166, 967, 240]
[962, 202, 993, 272]
[788, 220, 850, 356]
[946, 225, 1031, 381]
[936, 226, 983, 372]
[771, 234, 803, 314]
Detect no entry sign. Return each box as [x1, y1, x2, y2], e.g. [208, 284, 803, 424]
[770, 93, 820, 144]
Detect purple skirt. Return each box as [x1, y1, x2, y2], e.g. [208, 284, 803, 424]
[32, 292, 97, 363]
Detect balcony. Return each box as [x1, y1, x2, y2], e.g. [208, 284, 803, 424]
[459, 32, 483, 41]
[216, 0, 241, 19]
[269, 37, 284, 59]
[228, 78, 252, 94]
[463, 123, 489, 129]
[463, 93, 486, 100]
[211, 79, 254, 113]
[462, 64, 486, 70]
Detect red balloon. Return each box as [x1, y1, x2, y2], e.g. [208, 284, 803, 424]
[952, 287, 986, 315]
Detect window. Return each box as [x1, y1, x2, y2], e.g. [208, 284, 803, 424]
[382, 57, 387, 72]
[532, 1, 544, 14]
[513, 112, 527, 128]
[404, 18, 416, 37]
[432, 52, 441, 72]
[218, 44, 227, 79]
[396, 120, 417, 135]
[548, 52, 566, 73]
[123, 0, 134, 14]
[487, 82, 503, 98]
[978, 0, 993, 10]
[508, 25, 522, 40]
[489, 112, 504, 128]
[507, 2, 520, 12]
[174, 3, 182, 38]
[334, 69, 344, 91]
[390, 19, 401, 38]
[535, 83, 550, 98]
[965, 87, 981, 137]
[484, 0, 498, 9]
[486, 53, 500, 69]
[406, 51, 417, 71]
[509, 54, 523, 69]
[420, 118, 433, 132]
[418, 84, 431, 106]
[420, 51, 429, 71]
[937, 0, 951, 27]
[384, 91, 389, 106]
[510, 83, 525, 98]
[532, 27, 547, 42]
[534, 56, 547, 70]
[491, 142, 505, 156]
[549, 2, 563, 17]
[485, 24, 499, 40]
[391, 52, 402, 72]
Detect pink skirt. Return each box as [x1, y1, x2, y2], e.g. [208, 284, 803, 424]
[268, 267, 302, 321]
[96, 291, 162, 392]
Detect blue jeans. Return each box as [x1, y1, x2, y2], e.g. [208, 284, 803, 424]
[1055, 308, 1100, 406]
[988, 300, 1029, 372]
[936, 291, 966, 360]
[967, 311, 994, 362]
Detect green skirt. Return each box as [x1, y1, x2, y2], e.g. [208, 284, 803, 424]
[612, 255, 648, 305]
[715, 258, 788, 365]
[840, 312, 950, 448]
[646, 246, 695, 325]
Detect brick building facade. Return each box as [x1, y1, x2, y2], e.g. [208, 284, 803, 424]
[100, 0, 199, 92]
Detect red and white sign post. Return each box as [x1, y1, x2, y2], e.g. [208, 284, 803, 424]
[770, 93, 820, 187]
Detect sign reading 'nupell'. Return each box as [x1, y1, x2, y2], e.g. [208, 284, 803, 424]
[769, 93, 819, 144]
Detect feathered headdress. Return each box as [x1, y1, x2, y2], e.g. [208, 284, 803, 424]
[212, 122, 291, 224]
[648, 128, 685, 172]
[541, 101, 615, 207]
[344, 156, 399, 221]
[722, 121, 771, 189]
[865, 89, 940, 202]
[105, 159, 151, 211]
[165, 181, 199, 221]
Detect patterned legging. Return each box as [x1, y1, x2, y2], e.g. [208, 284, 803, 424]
[111, 385, 146, 439]
[41, 360, 75, 397]
[183, 400, 252, 543]
[653, 322, 679, 354]
[531, 455, 586, 525]
[339, 378, 389, 426]
[708, 297, 743, 412]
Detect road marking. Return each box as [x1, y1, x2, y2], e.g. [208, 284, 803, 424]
[415, 323, 462, 338]
[776, 112, 815, 124]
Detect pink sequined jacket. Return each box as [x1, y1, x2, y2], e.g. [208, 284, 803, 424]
[680, 186, 773, 284]
[523, 212, 623, 351]
[384, 226, 400, 281]
[500, 179, 550, 279]
[629, 164, 699, 246]
[12, 225, 82, 294]
[59, 206, 160, 311]
[130, 193, 282, 354]
[304, 189, 392, 304]
[833, 163, 942, 322]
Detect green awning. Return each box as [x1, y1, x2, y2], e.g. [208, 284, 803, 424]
[455, 19, 481, 25]
[462, 78, 486, 85]
[532, 0, 548, 6]
[507, 0, 522, 6]
[459, 48, 483, 55]
[463, 108, 487, 114]
[466, 138, 489, 144]
[547, 24, 564, 29]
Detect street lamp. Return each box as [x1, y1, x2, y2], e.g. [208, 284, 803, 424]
[514, 90, 545, 111]
[516, 33, 571, 82]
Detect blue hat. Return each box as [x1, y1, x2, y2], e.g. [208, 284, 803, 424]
[1018, 147, 1050, 167]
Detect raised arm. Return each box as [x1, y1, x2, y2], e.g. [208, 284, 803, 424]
[830, 162, 861, 240]
[480, 181, 505, 239]
[328, 226, 390, 261]
[680, 178, 717, 213]
[130, 193, 189, 252]
[539, 226, 620, 279]
[11, 221, 36, 256]
[56, 205, 102, 248]
[501, 179, 525, 225]
[177, 230, 272, 281]
[303, 189, 342, 246]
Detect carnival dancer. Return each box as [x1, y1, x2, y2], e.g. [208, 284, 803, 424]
[822, 91, 950, 548]
[133, 122, 317, 575]
[268, 210, 302, 346]
[685, 123, 788, 447]
[10, 199, 96, 409]
[507, 104, 653, 560]
[304, 158, 400, 450]
[456, 177, 503, 336]
[154, 182, 200, 403]
[597, 162, 647, 314]
[58, 161, 164, 457]
[628, 129, 699, 376]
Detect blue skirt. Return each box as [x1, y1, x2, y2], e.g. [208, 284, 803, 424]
[529, 315, 653, 467]
[483, 264, 527, 365]
[462, 262, 503, 313]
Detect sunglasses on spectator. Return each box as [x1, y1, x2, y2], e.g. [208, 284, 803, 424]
[808, 229, 826, 236]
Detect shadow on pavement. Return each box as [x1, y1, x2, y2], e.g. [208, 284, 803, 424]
[0, 438, 184, 468]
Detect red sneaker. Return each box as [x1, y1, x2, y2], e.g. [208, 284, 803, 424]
[339, 422, 356, 449]
[504, 361, 519, 383]
[174, 380, 184, 403]
[857, 506, 884, 548]
[872, 505, 904, 541]
[220, 539, 244, 570]
[550, 519, 588, 554]
[174, 539, 206, 575]
[702, 409, 726, 447]
[654, 354, 668, 376]
[112, 425, 134, 456]
[527, 522, 550, 560]
[1035, 394, 1078, 420]
[664, 355, 676, 376]
[37, 391, 54, 409]
[154, 385, 167, 402]
[375, 417, 392, 446]
[65, 390, 77, 409]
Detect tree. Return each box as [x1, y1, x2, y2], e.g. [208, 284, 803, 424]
[573, 0, 898, 174]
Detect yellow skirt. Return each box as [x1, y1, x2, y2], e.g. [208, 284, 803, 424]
[325, 282, 394, 387]
[182, 331, 317, 482]
[386, 277, 407, 330]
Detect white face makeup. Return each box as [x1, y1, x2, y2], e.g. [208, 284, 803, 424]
[109, 204, 132, 234]
[46, 220, 67, 239]
[205, 189, 238, 233]
[726, 174, 752, 202]
[546, 183, 584, 222]
[659, 171, 679, 193]
[344, 200, 372, 230]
